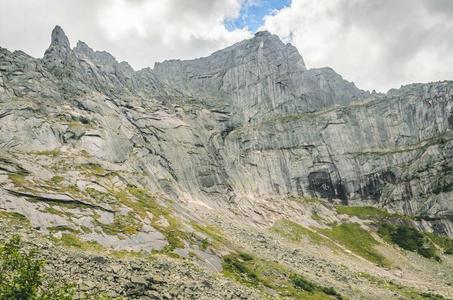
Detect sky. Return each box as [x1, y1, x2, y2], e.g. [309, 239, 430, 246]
[0, 0, 452, 92]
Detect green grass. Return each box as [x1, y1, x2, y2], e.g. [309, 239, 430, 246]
[8, 173, 29, 187]
[378, 224, 440, 260]
[80, 225, 93, 234]
[44, 206, 71, 217]
[336, 205, 392, 220]
[350, 136, 442, 158]
[287, 196, 323, 205]
[98, 212, 142, 236]
[85, 187, 113, 204]
[33, 149, 61, 157]
[321, 223, 389, 266]
[56, 233, 147, 261]
[58, 234, 104, 252]
[0, 211, 29, 225]
[80, 150, 91, 158]
[272, 219, 334, 246]
[222, 253, 259, 286]
[120, 187, 168, 219]
[419, 292, 447, 300]
[79, 163, 107, 175]
[47, 225, 79, 234]
[40, 180, 85, 200]
[290, 274, 315, 292]
[115, 187, 188, 251]
[426, 232, 453, 255]
[311, 211, 324, 221]
[190, 221, 226, 249]
[49, 175, 64, 184]
[357, 272, 447, 299]
[222, 251, 341, 299]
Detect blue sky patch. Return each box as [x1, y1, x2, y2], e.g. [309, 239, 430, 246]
[225, 0, 291, 32]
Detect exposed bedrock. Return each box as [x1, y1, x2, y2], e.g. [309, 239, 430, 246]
[0, 26, 452, 235]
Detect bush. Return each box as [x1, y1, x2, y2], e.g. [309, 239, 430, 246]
[420, 292, 446, 299]
[425, 232, 453, 255]
[378, 224, 439, 260]
[377, 223, 395, 241]
[0, 235, 75, 300]
[290, 274, 315, 292]
[222, 251, 343, 299]
[222, 254, 259, 285]
[322, 286, 340, 296]
[238, 251, 254, 261]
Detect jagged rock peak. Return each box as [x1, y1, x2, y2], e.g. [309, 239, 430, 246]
[43, 26, 74, 73]
[248, 30, 306, 69]
[255, 30, 271, 36]
[254, 30, 275, 38]
[74, 40, 93, 57]
[50, 25, 70, 49]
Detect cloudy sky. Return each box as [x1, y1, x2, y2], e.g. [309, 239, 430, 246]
[0, 0, 452, 92]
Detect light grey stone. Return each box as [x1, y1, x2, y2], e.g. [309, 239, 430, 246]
[0, 25, 452, 240]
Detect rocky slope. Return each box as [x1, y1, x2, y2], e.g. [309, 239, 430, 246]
[0, 26, 453, 299]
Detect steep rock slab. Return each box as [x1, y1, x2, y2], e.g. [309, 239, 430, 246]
[0, 26, 451, 235]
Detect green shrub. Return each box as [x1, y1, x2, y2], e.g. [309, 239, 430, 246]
[238, 251, 254, 261]
[420, 292, 446, 299]
[290, 274, 315, 292]
[222, 254, 259, 286]
[50, 176, 64, 184]
[377, 223, 394, 242]
[321, 286, 341, 297]
[393, 226, 424, 251]
[378, 224, 439, 260]
[99, 213, 142, 236]
[425, 232, 453, 255]
[200, 238, 210, 250]
[222, 251, 342, 299]
[0, 235, 75, 299]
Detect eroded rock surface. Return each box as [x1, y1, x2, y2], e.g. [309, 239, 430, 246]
[0, 26, 452, 239]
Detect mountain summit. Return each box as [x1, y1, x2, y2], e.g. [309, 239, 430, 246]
[50, 25, 70, 49]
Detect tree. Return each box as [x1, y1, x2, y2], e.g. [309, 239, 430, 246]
[0, 235, 75, 300]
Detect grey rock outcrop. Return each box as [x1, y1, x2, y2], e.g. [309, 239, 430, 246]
[0, 26, 452, 236]
[153, 31, 366, 122]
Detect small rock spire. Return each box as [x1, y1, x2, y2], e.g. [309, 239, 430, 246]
[254, 31, 272, 38]
[43, 25, 73, 74]
[50, 25, 70, 49]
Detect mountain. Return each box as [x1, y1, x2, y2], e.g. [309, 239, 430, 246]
[0, 26, 452, 299]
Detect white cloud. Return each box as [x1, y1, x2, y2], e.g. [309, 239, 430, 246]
[1, 0, 453, 92]
[261, 0, 453, 91]
[0, 0, 251, 69]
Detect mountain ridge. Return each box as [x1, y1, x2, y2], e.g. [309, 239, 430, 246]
[0, 25, 452, 229]
[0, 24, 452, 299]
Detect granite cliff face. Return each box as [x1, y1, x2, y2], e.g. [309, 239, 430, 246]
[1, 25, 453, 299]
[1, 26, 451, 232]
